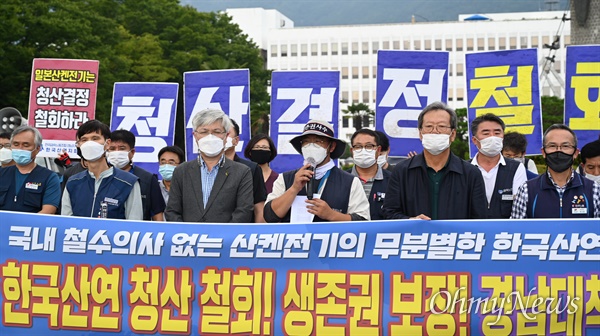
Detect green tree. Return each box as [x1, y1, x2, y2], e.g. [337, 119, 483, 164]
[450, 107, 470, 160]
[343, 103, 374, 131]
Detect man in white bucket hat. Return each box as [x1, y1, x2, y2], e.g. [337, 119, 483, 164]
[264, 120, 370, 222]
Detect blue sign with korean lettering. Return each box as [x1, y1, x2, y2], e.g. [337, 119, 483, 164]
[110, 82, 179, 175]
[466, 49, 543, 156]
[1, 211, 598, 335]
[376, 50, 449, 156]
[183, 69, 250, 161]
[270, 71, 340, 173]
[564, 45, 600, 146]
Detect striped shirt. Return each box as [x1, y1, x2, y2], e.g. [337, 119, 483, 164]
[199, 155, 224, 207]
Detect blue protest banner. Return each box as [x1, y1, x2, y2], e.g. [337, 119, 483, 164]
[270, 71, 340, 173]
[183, 69, 250, 161]
[466, 49, 543, 157]
[110, 82, 179, 175]
[376, 50, 449, 156]
[564, 45, 600, 146]
[1, 211, 598, 335]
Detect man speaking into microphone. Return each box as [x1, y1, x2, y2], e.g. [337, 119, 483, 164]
[264, 120, 370, 222]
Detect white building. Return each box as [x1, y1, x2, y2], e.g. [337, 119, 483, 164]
[226, 8, 570, 141]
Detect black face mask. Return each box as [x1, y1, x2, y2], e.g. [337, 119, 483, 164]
[250, 150, 271, 165]
[545, 151, 574, 173]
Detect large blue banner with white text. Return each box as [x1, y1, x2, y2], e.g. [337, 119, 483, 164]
[564, 45, 600, 146]
[466, 49, 543, 157]
[183, 69, 250, 161]
[1, 211, 599, 335]
[376, 50, 449, 157]
[270, 71, 340, 173]
[110, 82, 179, 175]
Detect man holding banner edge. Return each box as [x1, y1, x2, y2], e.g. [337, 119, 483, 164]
[264, 120, 370, 222]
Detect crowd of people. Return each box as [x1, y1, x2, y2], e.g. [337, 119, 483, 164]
[1, 103, 599, 222]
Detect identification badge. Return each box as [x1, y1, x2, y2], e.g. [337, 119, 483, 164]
[103, 197, 119, 206]
[501, 194, 514, 201]
[572, 207, 588, 215]
[25, 182, 39, 190]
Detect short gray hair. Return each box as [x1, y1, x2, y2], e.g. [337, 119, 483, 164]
[191, 108, 233, 133]
[11, 125, 43, 148]
[417, 101, 458, 130]
[543, 124, 578, 148]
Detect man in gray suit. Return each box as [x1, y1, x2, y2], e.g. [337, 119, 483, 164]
[165, 109, 254, 223]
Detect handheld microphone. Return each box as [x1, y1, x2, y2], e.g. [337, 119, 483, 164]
[305, 157, 316, 200]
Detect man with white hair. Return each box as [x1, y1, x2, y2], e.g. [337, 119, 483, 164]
[165, 108, 254, 223]
[0, 125, 61, 213]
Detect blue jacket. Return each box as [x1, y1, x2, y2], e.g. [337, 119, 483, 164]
[526, 172, 595, 218]
[264, 166, 355, 222]
[66, 168, 138, 218]
[0, 165, 56, 213]
[369, 168, 392, 220]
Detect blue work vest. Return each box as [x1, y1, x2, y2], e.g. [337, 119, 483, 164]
[486, 158, 520, 219]
[526, 172, 595, 218]
[0, 165, 55, 213]
[66, 168, 138, 219]
[282, 166, 354, 222]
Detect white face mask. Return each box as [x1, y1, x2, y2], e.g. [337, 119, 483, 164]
[586, 174, 600, 183]
[107, 151, 131, 169]
[0, 147, 12, 164]
[422, 134, 450, 155]
[224, 136, 235, 150]
[302, 143, 328, 166]
[197, 134, 224, 157]
[353, 149, 377, 168]
[377, 153, 387, 166]
[513, 157, 525, 164]
[477, 136, 503, 157]
[80, 141, 105, 162]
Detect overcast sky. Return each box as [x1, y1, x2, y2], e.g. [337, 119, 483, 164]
[181, 0, 570, 26]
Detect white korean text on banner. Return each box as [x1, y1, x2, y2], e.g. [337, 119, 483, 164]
[28, 58, 99, 157]
[564, 45, 600, 145]
[270, 71, 340, 173]
[376, 50, 449, 156]
[183, 69, 250, 161]
[110, 82, 179, 175]
[466, 49, 543, 157]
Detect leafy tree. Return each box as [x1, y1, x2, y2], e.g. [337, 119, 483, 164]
[0, 0, 271, 148]
[343, 103, 374, 131]
[450, 107, 470, 160]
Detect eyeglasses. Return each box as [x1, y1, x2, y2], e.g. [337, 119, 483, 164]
[544, 144, 576, 153]
[252, 145, 270, 150]
[194, 129, 226, 137]
[352, 144, 377, 151]
[160, 159, 180, 165]
[0, 143, 10, 149]
[421, 125, 452, 134]
[300, 139, 328, 147]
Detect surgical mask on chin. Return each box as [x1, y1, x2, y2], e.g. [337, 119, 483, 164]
[302, 143, 328, 166]
[0, 147, 12, 164]
[197, 134, 224, 157]
[477, 136, 503, 157]
[107, 151, 131, 169]
[159, 164, 176, 181]
[11, 149, 33, 166]
[377, 153, 387, 166]
[421, 134, 450, 155]
[353, 149, 377, 168]
[585, 174, 600, 184]
[79, 141, 106, 162]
